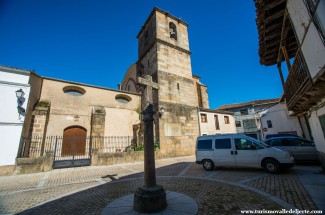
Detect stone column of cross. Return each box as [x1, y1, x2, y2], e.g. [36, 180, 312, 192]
[133, 75, 167, 213]
[136, 75, 159, 186]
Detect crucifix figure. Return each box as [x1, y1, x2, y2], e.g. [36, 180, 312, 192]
[133, 75, 167, 213]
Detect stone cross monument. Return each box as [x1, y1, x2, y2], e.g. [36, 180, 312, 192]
[133, 75, 167, 213]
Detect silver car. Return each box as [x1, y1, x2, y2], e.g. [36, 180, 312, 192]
[264, 136, 319, 161]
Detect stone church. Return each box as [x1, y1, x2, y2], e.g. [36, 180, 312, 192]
[9, 7, 234, 172]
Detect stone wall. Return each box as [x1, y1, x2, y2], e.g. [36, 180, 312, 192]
[0, 166, 16, 176]
[158, 102, 199, 156]
[136, 9, 201, 157]
[12, 149, 178, 175]
[158, 70, 197, 106]
[138, 13, 157, 59]
[155, 11, 190, 53]
[92, 149, 174, 166]
[200, 85, 209, 109]
[91, 106, 106, 137]
[157, 43, 192, 79]
[29, 103, 50, 137]
[91, 106, 106, 150]
[15, 151, 53, 174]
[23, 102, 50, 157]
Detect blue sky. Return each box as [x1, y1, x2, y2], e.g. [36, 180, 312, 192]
[0, 0, 286, 109]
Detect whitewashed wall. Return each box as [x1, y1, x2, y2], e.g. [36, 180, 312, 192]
[309, 98, 325, 153]
[0, 70, 30, 165]
[259, 103, 302, 139]
[287, 0, 325, 78]
[199, 111, 236, 135]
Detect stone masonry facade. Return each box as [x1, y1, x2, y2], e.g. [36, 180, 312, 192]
[24, 102, 51, 157]
[136, 8, 203, 156]
[91, 106, 106, 150]
[29, 105, 50, 137]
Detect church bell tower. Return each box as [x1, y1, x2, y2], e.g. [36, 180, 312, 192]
[137, 7, 200, 156]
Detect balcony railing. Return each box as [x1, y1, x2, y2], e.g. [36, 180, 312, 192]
[284, 51, 311, 109]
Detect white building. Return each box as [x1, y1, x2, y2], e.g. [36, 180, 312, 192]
[254, 0, 325, 170]
[199, 108, 236, 135]
[0, 67, 31, 168]
[218, 99, 279, 140]
[0, 66, 41, 173]
[257, 102, 303, 139]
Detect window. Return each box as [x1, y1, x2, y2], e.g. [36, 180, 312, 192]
[214, 115, 220, 130]
[286, 138, 314, 147]
[234, 138, 254, 150]
[267, 120, 273, 128]
[64, 89, 83, 96]
[224, 116, 230, 124]
[169, 22, 177, 40]
[201, 114, 207, 123]
[267, 139, 284, 147]
[197, 140, 212, 150]
[63, 86, 86, 96]
[235, 121, 241, 127]
[243, 119, 257, 129]
[115, 94, 131, 103]
[240, 109, 248, 115]
[215, 139, 231, 149]
[177, 83, 180, 90]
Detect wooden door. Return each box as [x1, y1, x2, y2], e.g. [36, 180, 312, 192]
[62, 126, 87, 156]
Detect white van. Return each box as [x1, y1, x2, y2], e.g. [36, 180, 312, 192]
[195, 134, 294, 173]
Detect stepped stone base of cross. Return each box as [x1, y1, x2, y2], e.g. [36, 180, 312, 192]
[133, 185, 167, 213]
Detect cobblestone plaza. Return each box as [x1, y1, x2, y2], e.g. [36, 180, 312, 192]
[0, 156, 323, 214]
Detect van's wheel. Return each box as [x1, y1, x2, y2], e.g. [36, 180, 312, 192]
[263, 159, 279, 174]
[202, 159, 214, 171]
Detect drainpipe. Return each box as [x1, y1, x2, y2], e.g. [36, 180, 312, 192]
[197, 107, 201, 136]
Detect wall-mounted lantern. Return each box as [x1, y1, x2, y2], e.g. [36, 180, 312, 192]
[159, 107, 165, 117]
[15, 89, 26, 119]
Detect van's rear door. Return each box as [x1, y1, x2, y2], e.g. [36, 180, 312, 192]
[196, 139, 214, 161]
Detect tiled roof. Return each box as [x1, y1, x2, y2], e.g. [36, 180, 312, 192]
[217, 98, 279, 110]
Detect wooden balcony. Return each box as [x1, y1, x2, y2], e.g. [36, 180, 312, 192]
[285, 51, 325, 113]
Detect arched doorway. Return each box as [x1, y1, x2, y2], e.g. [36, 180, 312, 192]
[62, 126, 87, 156]
[53, 126, 91, 168]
